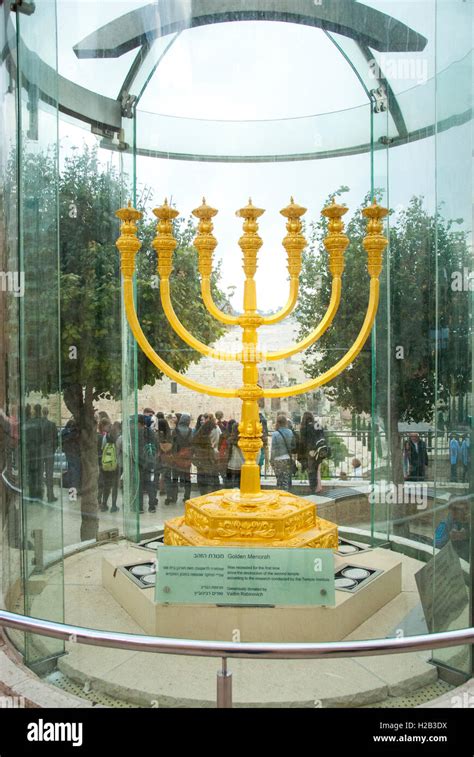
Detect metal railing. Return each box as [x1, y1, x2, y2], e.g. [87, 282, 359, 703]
[0, 610, 472, 708]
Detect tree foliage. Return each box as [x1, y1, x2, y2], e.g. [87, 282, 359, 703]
[296, 187, 471, 483]
[18, 144, 228, 539]
[59, 146, 227, 401]
[18, 144, 228, 401]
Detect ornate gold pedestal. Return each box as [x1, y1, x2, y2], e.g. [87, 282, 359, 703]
[164, 489, 338, 548]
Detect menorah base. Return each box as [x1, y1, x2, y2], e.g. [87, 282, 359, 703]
[163, 489, 338, 549]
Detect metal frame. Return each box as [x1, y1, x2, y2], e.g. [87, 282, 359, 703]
[6, 0, 470, 163]
[4, 0, 432, 155]
[72, 1, 427, 58]
[0, 610, 472, 708]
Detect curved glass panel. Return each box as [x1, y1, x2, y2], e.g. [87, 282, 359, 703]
[138, 22, 369, 118]
[0, 0, 472, 711]
[57, 1, 141, 97]
[135, 102, 385, 161]
[1, 0, 65, 668]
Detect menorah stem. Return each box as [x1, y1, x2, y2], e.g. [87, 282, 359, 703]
[239, 394, 262, 495]
[240, 293, 261, 495]
[233, 200, 266, 498]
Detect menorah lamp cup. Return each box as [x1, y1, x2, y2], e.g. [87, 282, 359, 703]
[116, 195, 388, 548]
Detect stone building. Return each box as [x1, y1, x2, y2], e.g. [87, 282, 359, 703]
[128, 317, 331, 426]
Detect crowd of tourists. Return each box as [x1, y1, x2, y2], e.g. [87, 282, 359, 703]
[130, 408, 332, 512]
[79, 407, 332, 513]
[2, 402, 471, 512]
[0, 403, 331, 509]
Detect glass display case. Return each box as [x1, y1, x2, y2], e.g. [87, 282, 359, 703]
[0, 0, 472, 705]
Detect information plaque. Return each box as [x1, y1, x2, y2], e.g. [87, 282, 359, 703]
[155, 546, 335, 606]
[415, 541, 469, 633]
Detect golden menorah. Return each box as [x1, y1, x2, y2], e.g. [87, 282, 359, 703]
[115, 196, 388, 549]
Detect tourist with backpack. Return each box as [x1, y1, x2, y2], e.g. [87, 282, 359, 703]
[270, 415, 296, 491]
[135, 415, 158, 513]
[299, 413, 329, 494]
[100, 426, 119, 512]
[192, 418, 220, 495]
[157, 417, 174, 505]
[170, 413, 193, 504]
[225, 419, 244, 488]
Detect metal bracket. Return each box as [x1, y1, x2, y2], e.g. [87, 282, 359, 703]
[117, 128, 129, 152]
[91, 125, 116, 140]
[10, 1, 35, 15]
[370, 84, 388, 114]
[121, 93, 137, 119]
[95, 128, 130, 152]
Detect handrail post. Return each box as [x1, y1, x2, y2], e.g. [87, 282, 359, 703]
[216, 657, 232, 708]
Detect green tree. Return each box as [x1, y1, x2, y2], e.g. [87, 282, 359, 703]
[23, 146, 227, 540]
[326, 433, 348, 469]
[296, 188, 470, 496]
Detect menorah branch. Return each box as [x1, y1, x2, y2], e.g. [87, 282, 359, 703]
[123, 278, 239, 399]
[261, 198, 307, 325]
[160, 278, 241, 362]
[191, 199, 240, 327]
[263, 198, 349, 360]
[201, 277, 240, 326]
[265, 276, 342, 361]
[263, 277, 380, 398]
[115, 203, 239, 398]
[260, 278, 299, 325]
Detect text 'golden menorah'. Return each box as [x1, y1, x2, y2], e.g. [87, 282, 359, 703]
[116, 196, 388, 548]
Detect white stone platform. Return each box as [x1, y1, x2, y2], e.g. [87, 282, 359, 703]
[102, 546, 402, 642]
[50, 541, 439, 707]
